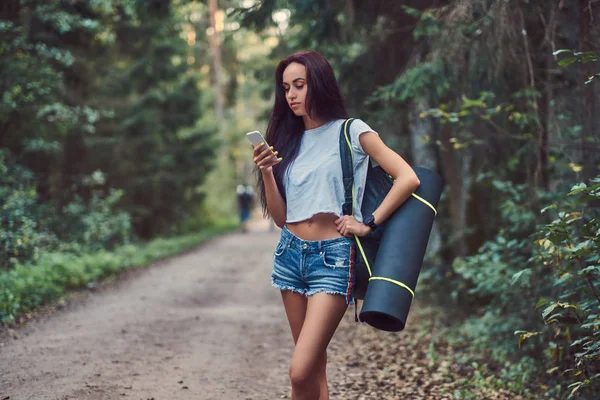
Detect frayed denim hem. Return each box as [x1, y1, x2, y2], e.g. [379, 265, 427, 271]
[270, 281, 354, 305]
[271, 280, 307, 296]
[306, 289, 354, 305]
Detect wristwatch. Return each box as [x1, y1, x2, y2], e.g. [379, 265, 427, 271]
[363, 214, 378, 232]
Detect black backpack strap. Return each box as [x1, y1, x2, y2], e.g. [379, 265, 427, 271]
[339, 118, 355, 216]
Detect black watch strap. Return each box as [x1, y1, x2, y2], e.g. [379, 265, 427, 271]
[364, 214, 378, 231]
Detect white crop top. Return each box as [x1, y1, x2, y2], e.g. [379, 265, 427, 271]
[284, 118, 378, 223]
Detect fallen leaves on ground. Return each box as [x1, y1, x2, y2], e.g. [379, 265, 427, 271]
[327, 302, 529, 400]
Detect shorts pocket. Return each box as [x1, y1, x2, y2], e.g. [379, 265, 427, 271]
[321, 246, 350, 269]
[274, 239, 288, 257]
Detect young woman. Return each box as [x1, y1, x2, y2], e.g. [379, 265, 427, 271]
[252, 50, 420, 400]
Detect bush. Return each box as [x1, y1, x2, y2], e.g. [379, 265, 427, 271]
[515, 177, 600, 398]
[0, 150, 57, 269]
[442, 175, 600, 398]
[59, 187, 132, 252]
[0, 156, 134, 268]
[449, 177, 556, 357]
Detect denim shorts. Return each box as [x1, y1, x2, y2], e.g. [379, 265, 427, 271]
[271, 226, 356, 304]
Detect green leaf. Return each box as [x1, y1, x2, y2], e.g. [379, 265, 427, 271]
[568, 183, 588, 195]
[558, 56, 578, 67]
[401, 6, 422, 18]
[568, 382, 582, 398]
[516, 331, 542, 348]
[579, 265, 600, 275]
[581, 320, 600, 329]
[546, 366, 560, 374]
[541, 204, 557, 213]
[536, 298, 550, 310]
[571, 337, 592, 347]
[543, 303, 559, 319]
[586, 73, 600, 85]
[553, 49, 573, 56]
[511, 269, 530, 285]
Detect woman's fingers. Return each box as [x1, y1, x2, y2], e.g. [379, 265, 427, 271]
[252, 143, 266, 156]
[252, 144, 267, 161]
[336, 215, 349, 225]
[337, 218, 349, 236]
[258, 156, 282, 170]
[253, 143, 279, 166]
[258, 144, 273, 158]
[257, 151, 279, 168]
[252, 143, 269, 160]
[336, 216, 361, 237]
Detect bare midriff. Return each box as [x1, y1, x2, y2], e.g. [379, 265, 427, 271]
[286, 213, 343, 241]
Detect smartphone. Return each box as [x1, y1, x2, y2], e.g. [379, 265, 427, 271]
[246, 130, 279, 161]
[246, 131, 268, 148]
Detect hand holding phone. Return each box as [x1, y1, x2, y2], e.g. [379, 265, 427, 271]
[246, 130, 281, 170]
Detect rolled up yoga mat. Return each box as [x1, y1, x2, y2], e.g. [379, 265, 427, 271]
[358, 167, 444, 332]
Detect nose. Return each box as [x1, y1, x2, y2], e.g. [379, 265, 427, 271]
[287, 87, 296, 100]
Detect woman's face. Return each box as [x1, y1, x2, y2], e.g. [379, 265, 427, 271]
[282, 62, 308, 116]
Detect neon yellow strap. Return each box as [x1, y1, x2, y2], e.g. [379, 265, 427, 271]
[349, 119, 436, 218]
[369, 276, 415, 297]
[344, 118, 422, 301]
[343, 119, 353, 154]
[353, 235, 372, 276]
[411, 193, 437, 216]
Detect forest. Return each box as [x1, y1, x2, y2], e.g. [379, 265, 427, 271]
[1, 0, 599, 398]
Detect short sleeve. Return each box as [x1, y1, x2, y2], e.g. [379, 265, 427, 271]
[349, 119, 378, 156]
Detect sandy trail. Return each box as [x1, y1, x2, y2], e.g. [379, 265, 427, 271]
[1, 219, 308, 400]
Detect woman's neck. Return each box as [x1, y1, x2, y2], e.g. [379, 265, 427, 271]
[303, 115, 327, 130]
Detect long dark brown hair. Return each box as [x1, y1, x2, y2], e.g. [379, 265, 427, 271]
[257, 50, 349, 216]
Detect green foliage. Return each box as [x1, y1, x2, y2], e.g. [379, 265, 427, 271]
[450, 177, 554, 353]
[0, 151, 133, 268]
[0, 150, 55, 268]
[1, 0, 219, 246]
[58, 188, 132, 252]
[367, 60, 449, 105]
[92, 5, 217, 238]
[402, 6, 443, 40]
[554, 50, 600, 84]
[516, 177, 600, 398]
[420, 91, 503, 125]
[446, 176, 600, 397]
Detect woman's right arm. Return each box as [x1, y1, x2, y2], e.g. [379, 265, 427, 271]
[253, 144, 286, 227]
[261, 169, 286, 227]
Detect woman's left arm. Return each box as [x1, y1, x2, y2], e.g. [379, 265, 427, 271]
[335, 131, 420, 237]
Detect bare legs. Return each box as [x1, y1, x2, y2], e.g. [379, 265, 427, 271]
[281, 291, 348, 400]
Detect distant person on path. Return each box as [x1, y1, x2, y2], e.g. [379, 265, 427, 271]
[250, 50, 420, 399]
[236, 184, 255, 232]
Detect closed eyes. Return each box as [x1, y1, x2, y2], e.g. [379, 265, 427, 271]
[283, 84, 305, 92]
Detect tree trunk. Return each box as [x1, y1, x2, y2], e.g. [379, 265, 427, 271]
[208, 0, 224, 130]
[409, 99, 443, 267]
[438, 123, 470, 259]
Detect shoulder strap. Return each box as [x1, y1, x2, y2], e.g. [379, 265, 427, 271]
[339, 118, 355, 216]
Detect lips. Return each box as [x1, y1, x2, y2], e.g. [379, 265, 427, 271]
[290, 102, 301, 108]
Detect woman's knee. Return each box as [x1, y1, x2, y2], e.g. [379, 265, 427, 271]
[289, 352, 326, 386]
[289, 359, 315, 388]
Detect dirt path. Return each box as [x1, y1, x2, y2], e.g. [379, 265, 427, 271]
[0, 218, 525, 400]
[1, 219, 301, 400]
